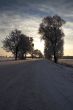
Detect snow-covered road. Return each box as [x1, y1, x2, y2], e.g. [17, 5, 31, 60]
[0, 59, 73, 110]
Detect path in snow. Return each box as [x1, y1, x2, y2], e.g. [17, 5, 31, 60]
[0, 59, 73, 110]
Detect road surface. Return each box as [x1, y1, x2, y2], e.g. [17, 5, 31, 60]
[0, 59, 73, 110]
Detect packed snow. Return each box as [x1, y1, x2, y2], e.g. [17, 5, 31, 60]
[0, 59, 73, 110]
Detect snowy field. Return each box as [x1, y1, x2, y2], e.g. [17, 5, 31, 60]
[1, 58, 73, 66]
[59, 59, 73, 67]
[0, 59, 73, 110]
[0, 57, 14, 62]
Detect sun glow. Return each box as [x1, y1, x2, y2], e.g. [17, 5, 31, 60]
[0, 48, 12, 57]
[34, 38, 44, 54]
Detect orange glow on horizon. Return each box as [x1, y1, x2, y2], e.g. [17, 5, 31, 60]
[64, 49, 73, 56]
[0, 48, 12, 57]
[0, 41, 73, 57]
[1, 48, 73, 57]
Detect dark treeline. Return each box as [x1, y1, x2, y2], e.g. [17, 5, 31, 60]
[2, 29, 43, 60]
[2, 15, 65, 63]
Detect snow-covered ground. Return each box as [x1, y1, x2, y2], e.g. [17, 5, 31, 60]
[59, 59, 73, 66]
[0, 59, 73, 110]
[0, 57, 14, 61]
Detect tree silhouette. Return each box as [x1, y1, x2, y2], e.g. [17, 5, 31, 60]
[2, 29, 33, 60]
[29, 37, 34, 58]
[32, 49, 43, 58]
[39, 15, 65, 63]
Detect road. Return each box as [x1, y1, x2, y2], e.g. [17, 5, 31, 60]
[0, 59, 73, 110]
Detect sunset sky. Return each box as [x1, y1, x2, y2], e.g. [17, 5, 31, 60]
[0, 0, 73, 56]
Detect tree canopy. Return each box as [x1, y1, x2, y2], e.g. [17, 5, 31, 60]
[39, 15, 65, 63]
[32, 49, 43, 58]
[3, 29, 34, 60]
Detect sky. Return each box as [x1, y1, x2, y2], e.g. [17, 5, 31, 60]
[0, 0, 73, 56]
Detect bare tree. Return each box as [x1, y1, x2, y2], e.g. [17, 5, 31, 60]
[32, 49, 43, 58]
[29, 37, 34, 58]
[39, 15, 65, 63]
[2, 29, 34, 60]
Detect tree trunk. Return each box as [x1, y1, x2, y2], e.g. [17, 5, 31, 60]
[21, 53, 24, 60]
[54, 51, 57, 63]
[15, 46, 18, 60]
[24, 53, 26, 60]
[15, 52, 17, 60]
[31, 53, 34, 59]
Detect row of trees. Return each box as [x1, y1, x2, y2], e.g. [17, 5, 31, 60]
[2, 29, 43, 60]
[2, 15, 65, 63]
[3, 30, 34, 60]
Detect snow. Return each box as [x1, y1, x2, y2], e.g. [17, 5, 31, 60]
[0, 59, 73, 110]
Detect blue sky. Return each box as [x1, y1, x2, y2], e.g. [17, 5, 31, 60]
[0, 0, 73, 56]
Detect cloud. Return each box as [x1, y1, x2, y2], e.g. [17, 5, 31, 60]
[0, 12, 42, 48]
[63, 22, 73, 40]
[0, 0, 73, 21]
[0, 0, 73, 55]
